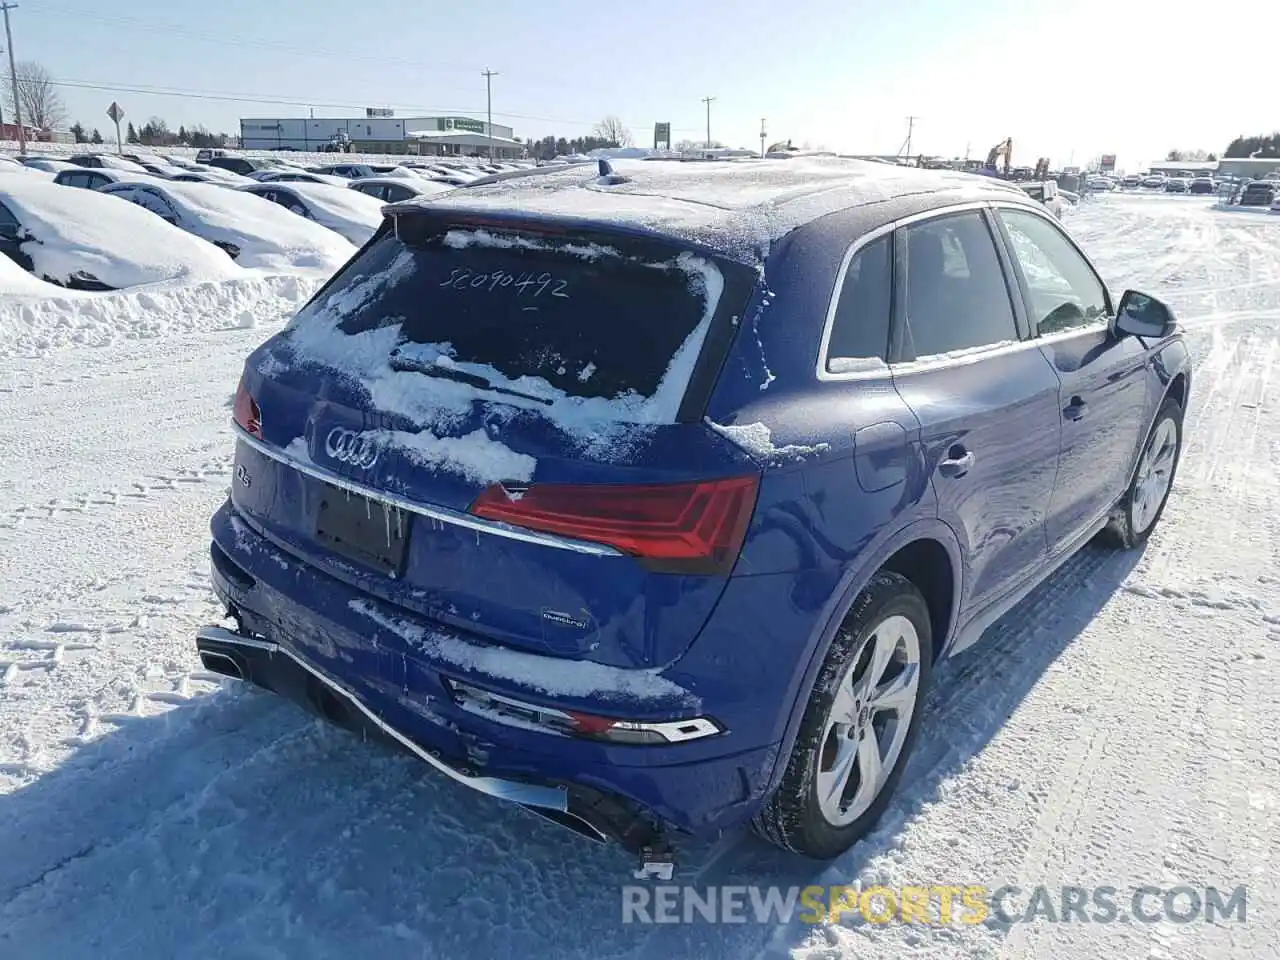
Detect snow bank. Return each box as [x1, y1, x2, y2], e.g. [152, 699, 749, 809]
[348, 600, 693, 704]
[110, 180, 357, 273]
[0, 180, 239, 288]
[0, 272, 320, 358]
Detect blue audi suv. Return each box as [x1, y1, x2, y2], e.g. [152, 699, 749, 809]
[198, 158, 1190, 865]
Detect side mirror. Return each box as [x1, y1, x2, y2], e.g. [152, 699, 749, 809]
[1113, 289, 1176, 339]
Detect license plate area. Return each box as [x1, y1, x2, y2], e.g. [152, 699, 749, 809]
[315, 482, 411, 576]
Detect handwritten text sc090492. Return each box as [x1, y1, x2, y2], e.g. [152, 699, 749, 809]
[439, 267, 570, 299]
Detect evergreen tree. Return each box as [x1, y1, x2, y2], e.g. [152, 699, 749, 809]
[90, 128, 103, 144]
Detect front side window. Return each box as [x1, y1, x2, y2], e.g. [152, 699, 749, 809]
[0, 201, 21, 239]
[902, 212, 1017, 357]
[825, 235, 891, 371]
[998, 208, 1109, 334]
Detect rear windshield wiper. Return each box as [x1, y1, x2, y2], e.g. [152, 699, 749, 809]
[389, 352, 553, 406]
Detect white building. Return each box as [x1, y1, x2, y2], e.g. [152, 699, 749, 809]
[239, 113, 523, 158]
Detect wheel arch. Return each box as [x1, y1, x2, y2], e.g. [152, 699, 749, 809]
[760, 518, 964, 802]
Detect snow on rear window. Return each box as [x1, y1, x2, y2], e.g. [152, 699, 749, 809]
[273, 223, 726, 433]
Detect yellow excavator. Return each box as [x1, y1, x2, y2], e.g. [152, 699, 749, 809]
[984, 138, 1013, 177]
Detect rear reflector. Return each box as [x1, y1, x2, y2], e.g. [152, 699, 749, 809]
[233, 379, 262, 438]
[469, 475, 759, 575]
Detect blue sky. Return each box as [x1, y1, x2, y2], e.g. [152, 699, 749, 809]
[12, 0, 1268, 169]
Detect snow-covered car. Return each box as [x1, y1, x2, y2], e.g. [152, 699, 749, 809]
[1141, 175, 1166, 189]
[1164, 178, 1189, 194]
[0, 179, 237, 289]
[347, 176, 455, 203]
[17, 157, 82, 175]
[53, 167, 167, 190]
[0, 158, 52, 179]
[1238, 180, 1278, 207]
[306, 163, 378, 180]
[1189, 177, 1216, 195]
[1121, 174, 1142, 188]
[96, 178, 357, 271]
[68, 154, 150, 173]
[238, 181, 385, 245]
[255, 171, 351, 188]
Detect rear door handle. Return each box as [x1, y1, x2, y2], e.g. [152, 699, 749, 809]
[938, 450, 975, 478]
[1063, 396, 1088, 421]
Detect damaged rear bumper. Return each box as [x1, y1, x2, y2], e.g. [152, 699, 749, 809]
[199, 500, 781, 850]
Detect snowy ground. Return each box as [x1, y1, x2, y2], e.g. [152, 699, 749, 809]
[1, 193, 1277, 959]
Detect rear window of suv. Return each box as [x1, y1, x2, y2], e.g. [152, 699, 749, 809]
[278, 216, 753, 416]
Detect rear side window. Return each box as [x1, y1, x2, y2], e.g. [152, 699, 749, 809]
[826, 235, 891, 370]
[902, 212, 1017, 358]
[281, 219, 746, 409]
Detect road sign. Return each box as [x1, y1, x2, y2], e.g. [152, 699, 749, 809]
[1100, 153, 1117, 174]
[654, 122, 671, 150]
[107, 102, 124, 157]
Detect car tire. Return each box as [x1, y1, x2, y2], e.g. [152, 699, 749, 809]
[1103, 395, 1184, 549]
[753, 571, 933, 860]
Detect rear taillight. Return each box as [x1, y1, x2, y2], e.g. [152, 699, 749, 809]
[233, 379, 262, 438]
[469, 475, 759, 575]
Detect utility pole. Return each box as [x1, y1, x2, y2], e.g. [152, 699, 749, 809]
[902, 115, 918, 160]
[701, 96, 715, 148]
[481, 68, 499, 160]
[759, 117, 767, 158]
[1, 3, 23, 155]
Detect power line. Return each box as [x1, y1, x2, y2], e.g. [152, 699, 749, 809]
[702, 96, 715, 148]
[1, 70, 709, 137]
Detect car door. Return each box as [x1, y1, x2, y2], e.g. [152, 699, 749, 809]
[888, 207, 1063, 615]
[0, 200, 33, 272]
[992, 203, 1150, 553]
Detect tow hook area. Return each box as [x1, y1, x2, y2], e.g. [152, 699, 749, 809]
[634, 843, 678, 881]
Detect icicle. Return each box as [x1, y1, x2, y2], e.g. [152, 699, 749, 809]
[365, 497, 371, 520]
[396, 509, 404, 539]
[383, 500, 392, 548]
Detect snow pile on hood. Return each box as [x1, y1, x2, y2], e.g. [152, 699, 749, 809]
[0, 180, 240, 288]
[115, 179, 357, 273]
[274, 232, 726, 440]
[0, 272, 320, 358]
[258, 182, 385, 245]
[0, 163, 53, 180]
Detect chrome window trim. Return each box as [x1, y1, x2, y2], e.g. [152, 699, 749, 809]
[816, 198, 1069, 382]
[231, 422, 625, 558]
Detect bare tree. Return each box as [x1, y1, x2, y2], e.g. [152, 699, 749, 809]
[6, 61, 67, 132]
[593, 115, 634, 147]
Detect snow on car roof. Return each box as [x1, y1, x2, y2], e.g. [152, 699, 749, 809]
[413, 157, 1022, 259]
[254, 180, 386, 227]
[0, 179, 239, 288]
[103, 178, 356, 272]
[348, 176, 455, 196]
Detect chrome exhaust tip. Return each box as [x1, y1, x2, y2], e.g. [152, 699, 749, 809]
[198, 649, 245, 680]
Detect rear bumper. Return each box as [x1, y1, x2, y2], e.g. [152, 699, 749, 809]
[204, 500, 784, 843]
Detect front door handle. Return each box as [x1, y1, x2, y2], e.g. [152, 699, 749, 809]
[938, 449, 975, 478]
[1063, 396, 1088, 421]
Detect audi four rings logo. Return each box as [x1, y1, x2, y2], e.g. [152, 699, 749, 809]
[325, 428, 381, 469]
